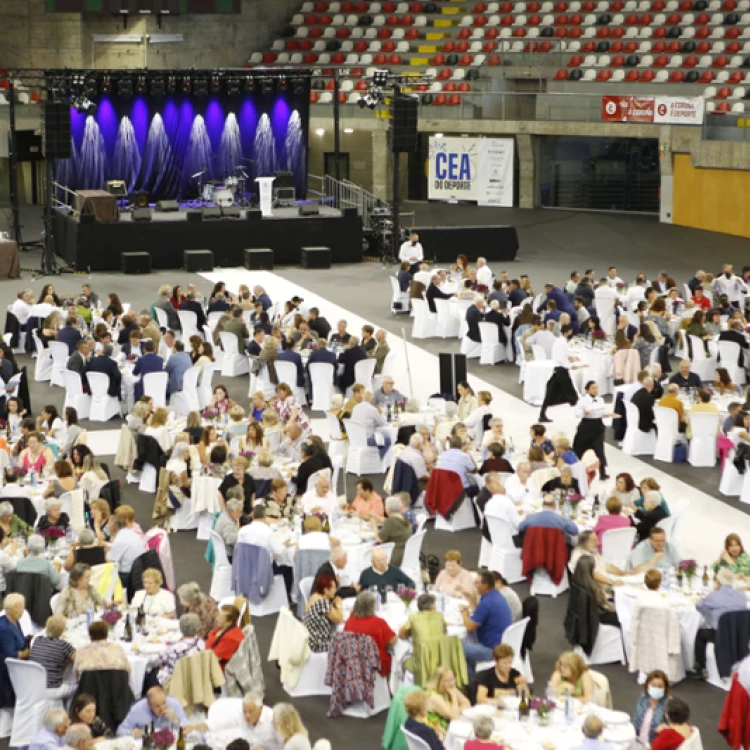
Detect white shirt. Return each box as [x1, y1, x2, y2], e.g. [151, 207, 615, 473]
[551, 337, 571, 368]
[607, 275, 624, 289]
[399, 241, 424, 263]
[10, 299, 31, 325]
[504, 475, 536, 506]
[485, 493, 521, 533]
[0, 484, 31, 499]
[715, 273, 748, 303]
[575, 394, 608, 420]
[463, 405, 491, 441]
[476, 264, 493, 287]
[297, 530, 331, 551]
[351, 401, 386, 439]
[595, 285, 619, 303]
[414, 270, 433, 287]
[625, 285, 646, 312]
[207, 703, 282, 750]
[237, 521, 287, 563]
[28, 303, 54, 320]
[527, 330, 556, 359]
[300, 490, 338, 518]
[144, 425, 173, 454]
[107, 527, 147, 574]
[130, 588, 176, 617]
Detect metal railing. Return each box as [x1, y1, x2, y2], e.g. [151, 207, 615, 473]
[312, 172, 391, 219]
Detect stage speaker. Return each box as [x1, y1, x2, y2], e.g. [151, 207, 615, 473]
[42, 102, 71, 159]
[79, 213, 95, 225]
[202, 207, 222, 220]
[342, 207, 358, 218]
[184, 249, 214, 272]
[121, 251, 152, 275]
[298, 204, 320, 217]
[438, 352, 467, 397]
[221, 206, 241, 219]
[301, 246, 331, 269]
[132, 208, 152, 222]
[244, 248, 274, 270]
[246, 209, 262, 222]
[388, 95, 419, 154]
[274, 171, 295, 190]
[131, 192, 150, 209]
[155, 200, 179, 212]
[187, 210, 202, 222]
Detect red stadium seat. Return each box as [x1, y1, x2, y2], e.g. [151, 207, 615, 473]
[458, 28, 472, 38]
[716, 101, 731, 112]
[406, 28, 420, 38]
[568, 54, 583, 66]
[448, 94, 461, 106]
[653, 27, 667, 38]
[554, 68, 569, 79]
[263, 52, 276, 63]
[444, 82, 457, 91]
[667, 40, 680, 52]
[385, 14, 398, 24]
[459, 53, 473, 64]
[713, 55, 728, 67]
[699, 70, 715, 82]
[667, 13, 680, 23]
[286, 39, 300, 50]
[641, 69, 655, 81]
[596, 27, 610, 37]
[438, 68, 452, 79]
[724, 0, 736, 8]
[609, 26, 623, 37]
[416, 83, 428, 91]
[683, 55, 698, 66]
[556, 27, 569, 36]
[625, 13, 638, 23]
[300, 39, 313, 50]
[555, 1, 568, 10]
[382, 40, 396, 51]
[487, 53, 501, 65]
[729, 70, 744, 83]
[570, 13, 583, 23]
[555, 13, 568, 23]
[336, 27, 350, 37]
[625, 70, 640, 80]
[696, 26, 711, 37]
[374, 53, 387, 63]
[377, 27, 392, 38]
[570, 26, 583, 37]
[309, 27, 323, 37]
[500, 2, 512, 11]
[474, 13, 487, 24]
[525, 41, 539, 51]
[653, 40, 666, 52]
[315, 1, 326, 10]
[624, 40, 638, 51]
[383, 1, 395, 9]
[696, 12, 709, 22]
[355, 80, 368, 90]
[696, 41, 710, 52]
[432, 53, 446, 64]
[326, 79, 335, 90]
[485, 27, 499, 38]
[654, 54, 668, 65]
[338, 92, 347, 103]
[310, 91, 319, 103]
[473, 2, 487, 11]
[669, 69, 685, 81]
[456, 40, 469, 51]
[305, 13, 319, 24]
[610, 41, 624, 52]
[640, 13, 653, 24]
[442, 41, 456, 51]
[319, 13, 331, 23]
[529, 13, 542, 23]
[410, 1, 423, 10]
[388, 53, 401, 64]
[501, 14, 513, 24]
[332, 52, 346, 63]
[540, 40, 553, 51]
[679, 0, 691, 7]
[342, 1, 354, 10]
[597, 69, 612, 80]
[528, 0, 541, 9]
[716, 86, 731, 98]
[726, 26, 740, 38]
[304, 52, 318, 63]
[458, 82, 471, 91]
[726, 41, 741, 53]
[355, 0, 367, 9]
[582, 40, 596, 52]
[433, 94, 447, 105]
[612, 54, 625, 65]
[651, 0, 664, 8]
[515, 27, 528, 36]
[351, 67, 364, 77]
[483, 41, 498, 51]
[354, 40, 367, 51]
[611, 0, 624, 8]
[401, 14, 413, 25]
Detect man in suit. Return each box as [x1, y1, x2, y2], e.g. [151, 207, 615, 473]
[307, 338, 338, 396]
[465, 295, 486, 343]
[369, 329, 390, 375]
[207, 292, 230, 316]
[152, 284, 181, 332]
[132, 340, 164, 401]
[120, 331, 143, 359]
[67, 339, 89, 382]
[313, 545, 358, 599]
[484, 300, 509, 345]
[57, 316, 82, 355]
[338, 336, 368, 393]
[425, 274, 453, 313]
[165, 340, 192, 397]
[277, 340, 305, 387]
[308, 307, 331, 341]
[138, 312, 162, 350]
[86, 343, 122, 398]
[223, 307, 250, 352]
[719, 320, 750, 373]
[507, 279, 527, 308]
[631, 377, 656, 432]
[668, 359, 702, 390]
[253, 286, 272, 311]
[179, 292, 207, 331]
[246, 327, 265, 357]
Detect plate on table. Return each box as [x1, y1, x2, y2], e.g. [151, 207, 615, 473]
[132, 642, 164, 655]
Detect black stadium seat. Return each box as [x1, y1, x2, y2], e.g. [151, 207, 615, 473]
[626, 54, 640, 66]
[597, 40, 610, 52]
[597, 12, 612, 24]
[685, 70, 700, 82]
[683, 39, 696, 51]
[725, 12, 739, 24]
[667, 26, 682, 37]
[541, 26, 554, 36]
[326, 39, 341, 50]
[569, 68, 583, 80]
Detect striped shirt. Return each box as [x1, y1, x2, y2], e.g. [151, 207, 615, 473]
[29, 636, 75, 688]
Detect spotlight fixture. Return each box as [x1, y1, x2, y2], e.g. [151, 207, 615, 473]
[117, 77, 133, 98]
[344, 128, 354, 133]
[101, 76, 111, 94]
[136, 76, 147, 94]
[193, 77, 208, 97]
[278, 77, 288, 93]
[372, 69, 389, 86]
[292, 78, 306, 97]
[243, 77, 255, 94]
[71, 95, 97, 115]
[168, 76, 178, 94]
[150, 78, 165, 97]
[84, 77, 98, 97]
[357, 93, 377, 110]
[180, 75, 192, 94]
[211, 76, 221, 94]
[261, 79, 275, 96]
[227, 78, 241, 96]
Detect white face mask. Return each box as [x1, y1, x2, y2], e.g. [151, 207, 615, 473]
[648, 686, 665, 701]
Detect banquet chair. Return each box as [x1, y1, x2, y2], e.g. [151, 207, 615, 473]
[76, 669, 135, 727]
[275, 361, 307, 406]
[740, 469, 750, 506]
[87, 372, 122, 422]
[48, 341, 68, 388]
[309, 363, 336, 412]
[485, 512, 524, 584]
[401, 727, 432, 750]
[49, 592, 61, 615]
[654, 406, 683, 463]
[5, 659, 62, 746]
[153, 307, 170, 329]
[688, 412, 720, 467]
[531, 467, 559, 494]
[594, 296, 616, 337]
[601, 527, 637, 569]
[145, 528, 176, 591]
[390, 276, 411, 314]
[688, 335, 718, 382]
[219, 333, 250, 377]
[232, 544, 288, 617]
[343, 419, 384, 475]
[62, 370, 91, 420]
[434, 298, 459, 339]
[460, 334, 482, 360]
[198, 365, 214, 409]
[299, 576, 314, 610]
[400, 530, 426, 590]
[411, 299, 437, 339]
[325, 412, 348, 463]
[706, 610, 750, 691]
[622, 402, 657, 456]
[629, 605, 685, 683]
[177, 311, 200, 342]
[719, 450, 744, 497]
[142, 372, 168, 409]
[718, 340, 746, 386]
[350, 357, 377, 397]
[169, 365, 201, 415]
[31, 330, 53, 383]
[435, 493, 476, 532]
[478, 322, 505, 365]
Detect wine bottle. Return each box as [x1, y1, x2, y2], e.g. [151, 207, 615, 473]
[176, 728, 186, 750]
[702, 565, 709, 588]
[518, 690, 529, 720]
[124, 614, 133, 643]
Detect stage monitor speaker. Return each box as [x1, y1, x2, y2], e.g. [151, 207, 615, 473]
[121, 251, 152, 275]
[244, 248, 274, 270]
[298, 204, 320, 217]
[439, 352, 467, 397]
[246, 209, 262, 222]
[187, 210, 202, 222]
[155, 200, 179, 212]
[389, 95, 419, 154]
[202, 207, 222, 220]
[132, 208, 152, 222]
[42, 102, 71, 159]
[301, 246, 331, 269]
[131, 192, 150, 209]
[342, 207, 358, 218]
[184, 249, 214, 272]
[221, 206, 241, 219]
[274, 171, 295, 190]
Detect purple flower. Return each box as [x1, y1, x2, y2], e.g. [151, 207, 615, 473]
[151, 728, 174, 749]
[100, 607, 122, 626]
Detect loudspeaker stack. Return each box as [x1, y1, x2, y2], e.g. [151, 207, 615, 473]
[388, 95, 419, 154]
[42, 102, 72, 159]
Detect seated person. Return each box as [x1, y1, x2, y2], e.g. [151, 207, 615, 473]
[424, 667, 470, 731]
[549, 651, 594, 703]
[348, 478, 385, 520]
[37, 498, 72, 536]
[475, 643, 527, 704]
[75, 620, 131, 675]
[371, 496, 412, 567]
[213, 498, 243, 561]
[117, 686, 192, 737]
[64, 528, 106, 571]
[569, 530, 626, 586]
[403, 690, 445, 750]
[17, 533, 61, 586]
[398, 593, 446, 649]
[29, 614, 76, 698]
[479, 442, 514, 476]
[130, 568, 176, 619]
[571, 555, 620, 627]
[156, 613, 204, 685]
[465, 716, 504, 750]
[651, 698, 697, 750]
[302, 574, 343, 653]
[358, 547, 415, 595]
[591, 497, 632, 551]
[433, 550, 476, 598]
[300, 474, 339, 519]
[541, 465, 580, 496]
[57, 563, 105, 617]
[69, 694, 113, 739]
[344, 591, 397, 677]
[205, 604, 245, 671]
[632, 490, 669, 544]
[628, 527, 681, 573]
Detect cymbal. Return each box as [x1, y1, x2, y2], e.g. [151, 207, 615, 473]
[191, 170, 206, 179]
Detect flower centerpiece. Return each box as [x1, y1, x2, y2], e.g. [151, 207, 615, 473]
[396, 400, 406, 413]
[591, 330, 606, 341]
[240, 450, 255, 463]
[396, 584, 417, 612]
[151, 728, 175, 750]
[101, 605, 122, 633]
[530, 697, 555, 726]
[201, 407, 219, 422]
[566, 492, 584, 518]
[679, 559, 697, 587]
[475, 284, 489, 294]
[40, 526, 65, 548]
[616, 282, 626, 291]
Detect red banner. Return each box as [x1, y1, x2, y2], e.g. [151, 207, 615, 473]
[601, 95, 656, 123]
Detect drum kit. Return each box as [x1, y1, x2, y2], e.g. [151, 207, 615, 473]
[192, 164, 252, 208]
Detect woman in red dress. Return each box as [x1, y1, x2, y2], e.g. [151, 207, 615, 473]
[652, 698, 697, 750]
[205, 604, 245, 670]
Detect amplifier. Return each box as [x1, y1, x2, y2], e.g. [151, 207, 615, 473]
[202, 207, 222, 220]
[132, 208, 152, 222]
[222, 206, 241, 219]
[121, 252, 152, 275]
[244, 248, 274, 270]
[184, 249, 214, 272]
[156, 200, 179, 212]
[301, 246, 331, 269]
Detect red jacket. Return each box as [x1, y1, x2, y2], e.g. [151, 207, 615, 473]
[521, 526, 568, 585]
[424, 469, 465, 520]
[205, 626, 244, 670]
[719, 673, 750, 750]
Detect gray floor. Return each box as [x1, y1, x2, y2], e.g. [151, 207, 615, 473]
[0, 202, 744, 748]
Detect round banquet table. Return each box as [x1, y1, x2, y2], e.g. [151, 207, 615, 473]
[568, 340, 614, 396]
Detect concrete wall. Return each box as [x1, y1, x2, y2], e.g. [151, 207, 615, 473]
[0, 0, 295, 70]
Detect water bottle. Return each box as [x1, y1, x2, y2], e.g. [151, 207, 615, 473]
[563, 498, 572, 518]
[565, 691, 574, 724]
[86, 604, 93, 629]
[30, 470, 37, 488]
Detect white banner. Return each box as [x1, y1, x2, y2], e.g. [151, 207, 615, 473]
[428, 137, 479, 201]
[477, 138, 515, 207]
[653, 96, 704, 125]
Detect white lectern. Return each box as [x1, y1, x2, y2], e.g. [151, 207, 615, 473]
[255, 176, 275, 217]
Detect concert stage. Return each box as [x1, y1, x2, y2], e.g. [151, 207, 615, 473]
[53, 206, 363, 271]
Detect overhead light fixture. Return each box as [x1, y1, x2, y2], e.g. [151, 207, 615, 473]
[180, 75, 192, 94]
[84, 77, 98, 97]
[358, 93, 378, 110]
[261, 79, 275, 96]
[211, 76, 221, 95]
[136, 76, 147, 94]
[278, 77, 288, 92]
[344, 128, 354, 133]
[150, 78, 165, 97]
[292, 78, 307, 97]
[372, 69, 389, 86]
[101, 76, 111, 94]
[243, 77, 255, 93]
[193, 77, 208, 97]
[168, 75, 178, 94]
[227, 78, 241, 96]
[117, 77, 133, 98]
[71, 95, 97, 115]
[315, 128, 325, 136]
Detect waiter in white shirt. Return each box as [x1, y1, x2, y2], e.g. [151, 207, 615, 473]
[237, 505, 293, 597]
[476, 257, 493, 288]
[715, 264, 749, 306]
[539, 324, 583, 423]
[606, 266, 624, 289]
[399, 232, 424, 274]
[573, 380, 617, 481]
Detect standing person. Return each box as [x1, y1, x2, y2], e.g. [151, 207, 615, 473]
[399, 232, 424, 274]
[573, 380, 616, 481]
[538, 324, 580, 423]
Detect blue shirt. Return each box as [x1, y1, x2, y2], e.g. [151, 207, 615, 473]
[518, 509, 578, 537]
[471, 588, 511, 649]
[696, 585, 749, 630]
[28, 728, 65, 750]
[436, 448, 475, 488]
[571, 739, 614, 750]
[117, 696, 188, 736]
